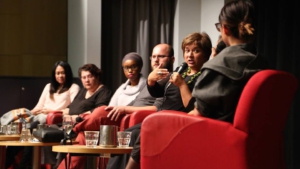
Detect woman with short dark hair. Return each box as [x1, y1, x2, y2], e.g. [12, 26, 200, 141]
[62, 63, 112, 117]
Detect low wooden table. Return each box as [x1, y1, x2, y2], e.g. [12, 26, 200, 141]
[52, 145, 133, 169]
[0, 134, 20, 141]
[0, 141, 66, 169]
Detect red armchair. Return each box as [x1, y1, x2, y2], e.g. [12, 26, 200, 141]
[140, 70, 298, 169]
[46, 111, 63, 124]
[120, 110, 156, 131]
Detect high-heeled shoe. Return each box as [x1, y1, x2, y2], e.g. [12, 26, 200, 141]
[65, 116, 83, 140]
[61, 127, 76, 145]
[61, 131, 73, 145]
[66, 129, 78, 140]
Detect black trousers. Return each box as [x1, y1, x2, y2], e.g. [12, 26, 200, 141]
[19, 147, 33, 169]
[5, 146, 31, 169]
[106, 123, 141, 169]
[5, 146, 23, 168]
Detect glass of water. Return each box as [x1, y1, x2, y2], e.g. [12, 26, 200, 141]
[19, 128, 31, 142]
[117, 131, 132, 147]
[0, 125, 7, 134]
[84, 131, 99, 148]
[62, 116, 73, 134]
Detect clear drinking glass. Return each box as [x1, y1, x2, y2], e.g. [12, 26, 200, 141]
[0, 125, 7, 134]
[30, 128, 39, 142]
[10, 125, 17, 135]
[6, 124, 15, 135]
[20, 128, 31, 142]
[117, 131, 132, 147]
[84, 131, 99, 147]
[62, 116, 73, 134]
[11, 122, 21, 134]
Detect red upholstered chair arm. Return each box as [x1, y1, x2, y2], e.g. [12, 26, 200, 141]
[120, 114, 131, 131]
[141, 111, 247, 169]
[119, 110, 156, 131]
[46, 111, 63, 124]
[129, 110, 156, 127]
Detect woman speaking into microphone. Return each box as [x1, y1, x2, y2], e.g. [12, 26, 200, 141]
[147, 32, 212, 112]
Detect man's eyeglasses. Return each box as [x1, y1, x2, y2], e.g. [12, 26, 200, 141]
[123, 65, 138, 72]
[149, 55, 169, 60]
[215, 23, 222, 32]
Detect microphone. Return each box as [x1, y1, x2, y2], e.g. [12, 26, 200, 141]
[165, 62, 188, 90]
[175, 62, 188, 74]
[216, 40, 226, 54]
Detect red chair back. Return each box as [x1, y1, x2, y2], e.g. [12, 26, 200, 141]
[233, 70, 298, 168]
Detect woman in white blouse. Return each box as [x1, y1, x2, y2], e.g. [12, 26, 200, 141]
[108, 52, 146, 107]
[30, 61, 80, 124]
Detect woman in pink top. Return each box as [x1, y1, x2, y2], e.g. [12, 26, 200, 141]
[4, 61, 80, 169]
[30, 61, 80, 124]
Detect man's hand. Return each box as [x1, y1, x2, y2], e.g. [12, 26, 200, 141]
[106, 106, 126, 121]
[147, 63, 169, 86]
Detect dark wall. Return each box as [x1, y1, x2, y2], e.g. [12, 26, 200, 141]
[0, 77, 50, 116]
[0, 0, 68, 77]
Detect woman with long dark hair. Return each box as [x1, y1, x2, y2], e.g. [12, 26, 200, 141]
[3, 61, 80, 169]
[30, 61, 80, 124]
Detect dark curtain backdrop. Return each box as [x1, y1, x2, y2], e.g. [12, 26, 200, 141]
[252, 0, 300, 168]
[101, 0, 175, 92]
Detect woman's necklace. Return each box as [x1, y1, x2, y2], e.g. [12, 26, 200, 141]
[181, 67, 201, 84]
